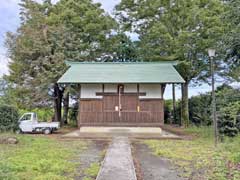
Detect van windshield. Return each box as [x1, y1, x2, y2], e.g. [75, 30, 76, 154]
[20, 114, 31, 121]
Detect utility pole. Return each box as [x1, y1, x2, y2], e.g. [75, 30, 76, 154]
[208, 49, 218, 146]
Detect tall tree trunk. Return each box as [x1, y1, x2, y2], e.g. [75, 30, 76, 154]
[62, 92, 69, 125]
[53, 83, 63, 124]
[172, 83, 176, 124]
[181, 82, 189, 127]
[180, 84, 183, 126]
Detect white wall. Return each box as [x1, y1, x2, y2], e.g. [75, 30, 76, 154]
[81, 84, 102, 98]
[124, 84, 137, 92]
[80, 83, 162, 99]
[139, 84, 162, 99]
[104, 84, 117, 92]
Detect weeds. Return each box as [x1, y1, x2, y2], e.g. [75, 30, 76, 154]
[145, 126, 240, 179]
[0, 134, 87, 180]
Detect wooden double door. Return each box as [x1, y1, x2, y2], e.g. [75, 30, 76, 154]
[79, 93, 164, 126]
[103, 94, 139, 124]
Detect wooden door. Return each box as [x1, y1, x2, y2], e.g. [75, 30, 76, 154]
[102, 93, 139, 125]
[121, 95, 138, 124]
[103, 95, 119, 123]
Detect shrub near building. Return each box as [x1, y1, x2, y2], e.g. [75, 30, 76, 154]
[218, 102, 240, 137]
[0, 105, 19, 132]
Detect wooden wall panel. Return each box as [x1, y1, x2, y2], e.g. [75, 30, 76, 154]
[78, 95, 164, 127]
[103, 112, 119, 123]
[80, 100, 102, 112]
[121, 95, 138, 111]
[79, 100, 103, 126]
[103, 95, 118, 111]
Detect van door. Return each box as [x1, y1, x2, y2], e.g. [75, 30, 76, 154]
[19, 113, 33, 132]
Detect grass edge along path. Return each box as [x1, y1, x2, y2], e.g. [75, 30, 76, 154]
[144, 126, 240, 180]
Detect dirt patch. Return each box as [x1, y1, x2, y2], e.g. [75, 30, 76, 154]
[132, 149, 144, 180]
[160, 125, 193, 139]
[73, 140, 109, 180]
[0, 136, 18, 144]
[132, 142, 186, 180]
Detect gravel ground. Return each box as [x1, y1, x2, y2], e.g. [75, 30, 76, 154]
[73, 140, 109, 180]
[132, 142, 186, 180]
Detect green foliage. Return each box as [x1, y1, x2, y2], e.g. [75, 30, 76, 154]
[0, 134, 87, 179]
[107, 32, 138, 62]
[19, 108, 53, 122]
[185, 126, 214, 139]
[189, 93, 212, 126]
[116, 0, 229, 127]
[216, 85, 240, 137]
[218, 102, 240, 137]
[67, 104, 78, 127]
[0, 105, 19, 132]
[144, 126, 240, 179]
[5, 0, 117, 109]
[164, 99, 172, 123]
[116, 0, 228, 80]
[83, 162, 100, 180]
[186, 85, 240, 131]
[222, 0, 240, 82]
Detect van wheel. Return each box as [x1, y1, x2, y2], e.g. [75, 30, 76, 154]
[43, 128, 51, 135]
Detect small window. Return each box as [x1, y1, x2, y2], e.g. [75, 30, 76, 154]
[20, 114, 31, 121]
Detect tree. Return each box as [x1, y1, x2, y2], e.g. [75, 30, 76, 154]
[5, 0, 117, 124]
[223, 0, 240, 82]
[187, 84, 240, 128]
[62, 90, 69, 124]
[0, 78, 7, 97]
[116, 0, 227, 127]
[108, 32, 138, 62]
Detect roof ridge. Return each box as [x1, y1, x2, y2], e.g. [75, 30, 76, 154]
[65, 61, 177, 66]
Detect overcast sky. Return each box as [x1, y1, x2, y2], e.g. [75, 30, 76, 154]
[0, 0, 218, 99]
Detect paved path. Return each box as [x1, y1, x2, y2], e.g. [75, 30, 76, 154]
[96, 136, 137, 180]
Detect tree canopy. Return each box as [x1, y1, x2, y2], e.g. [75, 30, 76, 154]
[5, 0, 117, 110]
[116, 0, 228, 126]
[223, 0, 240, 82]
[3, 0, 239, 126]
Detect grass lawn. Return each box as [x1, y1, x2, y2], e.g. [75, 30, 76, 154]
[0, 134, 88, 180]
[145, 127, 240, 180]
[83, 162, 101, 180]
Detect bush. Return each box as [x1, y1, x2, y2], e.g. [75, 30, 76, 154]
[68, 104, 78, 127]
[189, 93, 212, 126]
[164, 100, 172, 123]
[19, 108, 53, 122]
[0, 105, 19, 132]
[218, 102, 240, 137]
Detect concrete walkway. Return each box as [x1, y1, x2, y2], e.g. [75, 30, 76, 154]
[96, 136, 137, 180]
[62, 127, 180, 139]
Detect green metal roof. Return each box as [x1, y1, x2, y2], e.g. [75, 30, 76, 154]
[57, 62, 185, 84]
